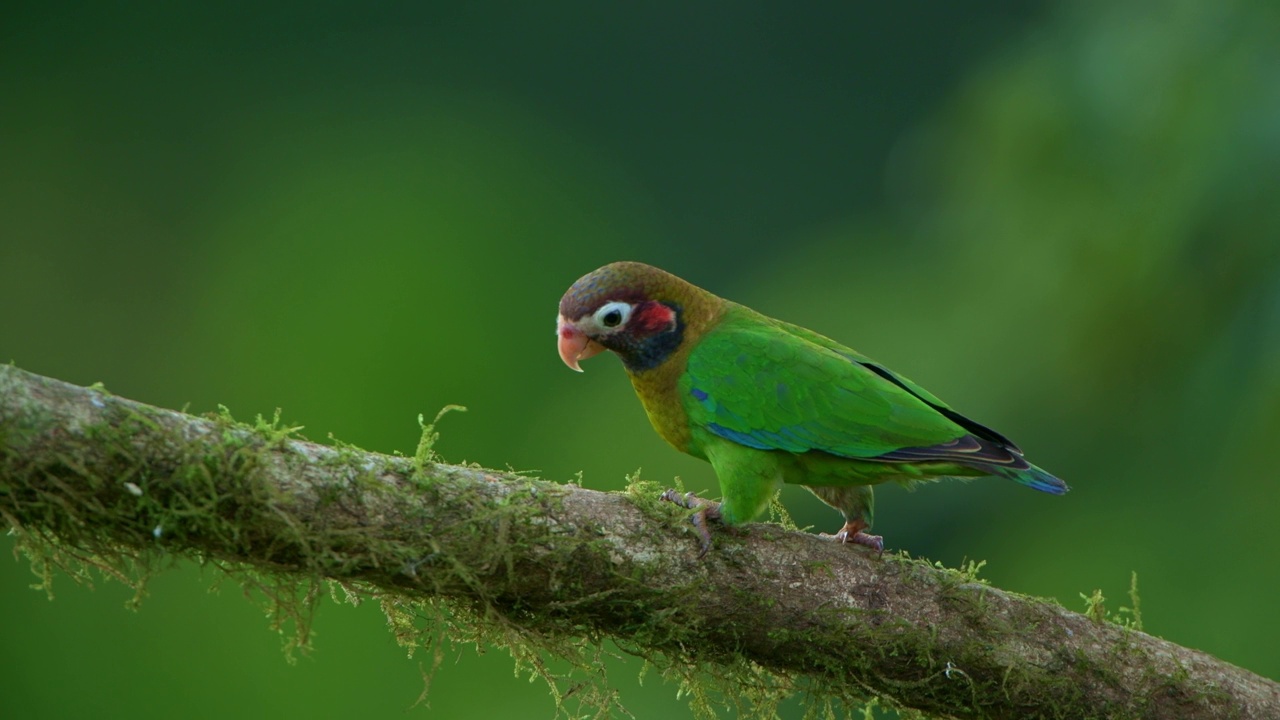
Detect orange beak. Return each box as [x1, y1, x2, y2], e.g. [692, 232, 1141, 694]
[557, 316, 606, 372]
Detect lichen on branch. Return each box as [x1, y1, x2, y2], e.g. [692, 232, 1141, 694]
[1, 365, 1277, 720]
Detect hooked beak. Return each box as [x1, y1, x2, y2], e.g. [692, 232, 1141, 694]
[557, 315, 605, 372]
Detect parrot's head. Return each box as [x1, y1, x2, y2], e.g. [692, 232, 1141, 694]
[556, 262, 695, 373]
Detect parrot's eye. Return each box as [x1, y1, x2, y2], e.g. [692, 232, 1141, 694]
[594, 301, 632, 330]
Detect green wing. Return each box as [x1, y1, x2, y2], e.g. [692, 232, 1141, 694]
[681, 310, 972, 459]
[770, 317, 1022, 452]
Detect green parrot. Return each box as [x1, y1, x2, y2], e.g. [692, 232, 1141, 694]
[556, 261, 1067, 554]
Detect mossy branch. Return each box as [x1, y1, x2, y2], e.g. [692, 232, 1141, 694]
[1, 366, 1276, 720]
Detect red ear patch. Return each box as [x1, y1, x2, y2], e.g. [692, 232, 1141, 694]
[633, 301, 677, 334]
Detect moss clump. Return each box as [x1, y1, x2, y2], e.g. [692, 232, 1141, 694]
[1078, 573, 1145, 632]
[413, 405, 467, 470]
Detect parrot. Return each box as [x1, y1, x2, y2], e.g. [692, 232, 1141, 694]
[555, 261, 1067, 555]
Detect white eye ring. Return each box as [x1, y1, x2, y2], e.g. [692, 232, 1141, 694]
[593, 301, 632, 331]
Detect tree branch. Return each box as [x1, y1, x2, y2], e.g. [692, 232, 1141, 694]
[1, 365, 1276, 719]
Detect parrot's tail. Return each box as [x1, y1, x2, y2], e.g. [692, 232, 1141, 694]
[876, 434, 1069, 495]
[993, 463, 1069, 495]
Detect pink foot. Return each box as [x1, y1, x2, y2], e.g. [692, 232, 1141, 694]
[822, 521, 884, 553]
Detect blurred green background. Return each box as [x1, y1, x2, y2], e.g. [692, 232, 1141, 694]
[3, 0, 1278, 717]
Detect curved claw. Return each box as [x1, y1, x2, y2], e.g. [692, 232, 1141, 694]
[822, 521, 885, 554]
[659, 489, 722, 557]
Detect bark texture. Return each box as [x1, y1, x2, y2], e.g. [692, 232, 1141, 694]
[1, 365, 1277, 719]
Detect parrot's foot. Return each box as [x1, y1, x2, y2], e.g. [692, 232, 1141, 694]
[659, 489, 722, 557]
[822, 521, 884, 554]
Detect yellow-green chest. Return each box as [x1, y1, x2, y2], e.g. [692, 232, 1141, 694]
[627, 358, 697, 456]
[624, 296, 728, 459]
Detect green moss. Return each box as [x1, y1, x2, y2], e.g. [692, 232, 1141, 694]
[1077, 573, 1147, 633]
[1080, 588, 1107, 623]
[414, 405, 467, 470]
[623, 472, 677, 518]
[1117, 571, 1143, 632]
[766, 490, 800, 532]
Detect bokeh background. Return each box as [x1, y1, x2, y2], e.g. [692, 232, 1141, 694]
[3, 0, 1278, 717]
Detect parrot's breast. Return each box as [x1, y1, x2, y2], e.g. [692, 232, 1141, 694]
[628, 357, 698, 457]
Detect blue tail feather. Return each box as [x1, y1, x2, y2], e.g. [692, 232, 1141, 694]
[999, 464, 1069, 495]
